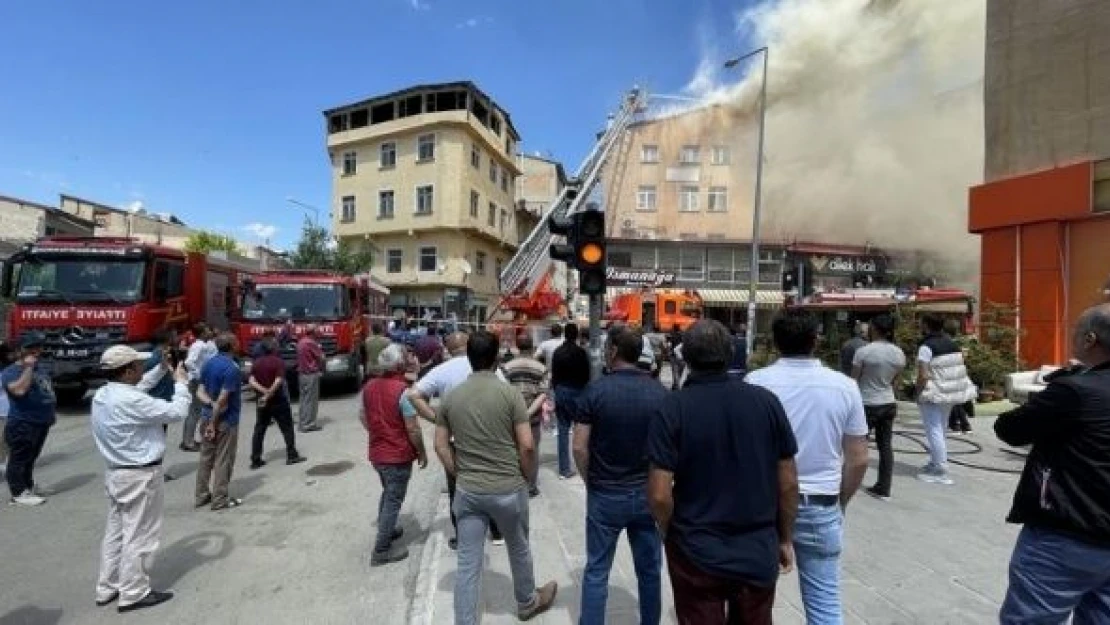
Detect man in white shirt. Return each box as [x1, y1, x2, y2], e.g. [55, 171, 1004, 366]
[182, 323, 216, 451]
[747, 310, 869, 625]
[533, 323, 564, 370]
[91, 346, 191, 613]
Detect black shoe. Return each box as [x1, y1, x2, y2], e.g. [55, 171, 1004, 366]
[865, 486, 891, 502]
[287, 455, 307, 465]
[370, 546, 409, 566]
[299, 425, 323, 433]
[95, 591, 119, 607]
[448, 537, 458, 550]
[250, 459, 266, 470]
[118, 590, 174, 613]
[528, 486, 540, 498]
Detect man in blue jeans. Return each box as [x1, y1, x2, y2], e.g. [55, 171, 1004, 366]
[550, 323, 589, 479]
[748, 310, 869, 624]
[994, 303, 1110, 623]
[572, 325, 666, 624]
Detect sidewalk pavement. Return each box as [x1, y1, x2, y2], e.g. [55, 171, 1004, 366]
[414, 401, 1024, 624]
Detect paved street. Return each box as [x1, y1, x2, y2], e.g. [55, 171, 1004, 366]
[0, 381, 1026, 625]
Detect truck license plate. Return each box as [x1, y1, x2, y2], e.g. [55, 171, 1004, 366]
[55, 348, 89, 359]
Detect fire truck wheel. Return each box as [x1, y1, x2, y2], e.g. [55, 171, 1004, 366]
[55, 384, 89, 406]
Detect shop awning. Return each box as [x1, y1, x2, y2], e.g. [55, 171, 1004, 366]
[699, 290, 785, 307]
[915, 301, 970, 314]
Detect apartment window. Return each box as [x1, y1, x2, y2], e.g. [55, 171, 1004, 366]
[708, 186, 728, 212]
[419, 246, 437, 272]
[636, 185, 657, 211]
[475, 251, 487, 275]
[378, 190, 394, 219]
[500, 169, 509, 193]
[417, 134, 436, 162]
[380, 142, 396, 168]
[340, 196, 356, 222]
[680, 248, 705, 280]
[386, 249, 403, 273]
[489, 158, 498, 183]
[495, 257, 503, 280]
[708, 248, 733, 282]
[679, 185, 699, 212]
[469, 190, 480, 218]
[641, 144, 659, 163]
[342, 151, 357, 176]
[711, 145, 730, 165]
[487, 202, 497, 226]
[415, 185, 434, 215]
[499, 208, 508, 231]
[471, 144, 480, 169]
[679, 145, 700, 164]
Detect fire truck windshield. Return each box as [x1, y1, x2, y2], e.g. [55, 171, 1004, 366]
[242, 283, 349, 321]
[16, 258, 146, 303]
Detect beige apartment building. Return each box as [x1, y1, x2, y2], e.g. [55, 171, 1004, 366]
[515, 153, 568, 295]
[325, 81, 526, 321]
[601, 103, 785, 326]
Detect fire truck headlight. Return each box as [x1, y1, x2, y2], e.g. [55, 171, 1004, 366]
[326, 356, 349, 373]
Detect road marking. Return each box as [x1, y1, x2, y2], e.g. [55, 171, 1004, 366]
[408, 492, 448, 625]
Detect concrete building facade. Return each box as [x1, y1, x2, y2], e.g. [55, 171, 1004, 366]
[600, 103, 785, 327]
[60, 194, 193, 249]
[325, 81, 525, 321]
[0, 194, 94, 242]
[515, 154, 568, 296]
[969, 0, 1110, 367]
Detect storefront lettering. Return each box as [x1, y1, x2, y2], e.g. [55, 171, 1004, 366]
[810, 256, 880, 274]
[606, 268, 677, 287]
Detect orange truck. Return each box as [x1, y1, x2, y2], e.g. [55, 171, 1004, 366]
[603, 289, 703, 332]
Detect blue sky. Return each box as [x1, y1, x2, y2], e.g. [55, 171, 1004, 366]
[0, 0, 757, 249]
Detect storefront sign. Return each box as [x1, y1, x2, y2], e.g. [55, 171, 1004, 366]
[808, 255, 883, 275]
[606, 267, 676, 287]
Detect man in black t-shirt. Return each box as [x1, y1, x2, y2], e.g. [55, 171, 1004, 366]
[648, 320, 799, 625]
[550, 323, 589, 479]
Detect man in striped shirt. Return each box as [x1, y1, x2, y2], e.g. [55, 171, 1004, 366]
[501, 334, 547, 497]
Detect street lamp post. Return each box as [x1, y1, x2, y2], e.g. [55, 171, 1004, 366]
[724, 46, 769, 359]
[285, 196, 322, 228]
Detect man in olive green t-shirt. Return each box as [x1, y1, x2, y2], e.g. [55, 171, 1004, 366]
[364, 324, 392, 379]
[435, 330, 556, 624]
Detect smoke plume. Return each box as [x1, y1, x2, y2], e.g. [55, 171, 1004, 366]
[689, 0, 985, 283]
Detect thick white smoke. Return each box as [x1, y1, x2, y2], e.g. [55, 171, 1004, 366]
[688, 0, 985, 283]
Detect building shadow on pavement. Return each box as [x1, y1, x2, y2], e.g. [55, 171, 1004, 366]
[0, 605, 63, 625]
[151, 531, 235, 588]
[165, 461, 197, 479]
[232, 473, 266, 499]
[44, 472, 96, 495]
[37, 450, 75, 468]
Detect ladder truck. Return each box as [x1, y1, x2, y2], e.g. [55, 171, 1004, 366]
[493, 88, 647, 350]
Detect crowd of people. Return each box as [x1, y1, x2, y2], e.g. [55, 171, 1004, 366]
[2, 301, 1108, 622]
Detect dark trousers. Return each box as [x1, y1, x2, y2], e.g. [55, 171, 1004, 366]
[665, 538, 775, 625]
[865, 403, 897, 497]
[949, 400, 974, 432]
[374, 463, 413, 553]
[251, 402, 299, 463]
[446, 468, 501, 540]
[5, 420, 51, 497]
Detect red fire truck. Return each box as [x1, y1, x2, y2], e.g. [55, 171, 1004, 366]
[233, 270, 387, 391]
[1, 237, 246, 402]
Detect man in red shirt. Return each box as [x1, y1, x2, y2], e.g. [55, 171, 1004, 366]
[361, 343, 427, 566]
[296, 325, 325, 433]
[248, 339, 306, 470]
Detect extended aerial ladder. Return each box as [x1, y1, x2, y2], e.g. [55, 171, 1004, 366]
[493, 87, 647, 323]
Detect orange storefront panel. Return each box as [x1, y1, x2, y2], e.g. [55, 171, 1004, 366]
[1067, 215, 1110, 332]
[981, 228, 1017, 275]
[969, 162, 1092, 233]
[1021, 321, 1065, 367]
[1019, 222, 1065, 271]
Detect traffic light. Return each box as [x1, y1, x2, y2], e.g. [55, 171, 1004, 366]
[575, 209, 606, 296]
[547, 207, 607, 297]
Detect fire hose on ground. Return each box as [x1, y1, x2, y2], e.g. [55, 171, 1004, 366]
[879, 429, 1026, 475]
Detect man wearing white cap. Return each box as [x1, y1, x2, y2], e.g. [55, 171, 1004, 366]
[90, 345, 190, 613]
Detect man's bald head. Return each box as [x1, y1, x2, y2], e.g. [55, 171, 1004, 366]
[1073, 303, 1110, 366]
[445, 332, 468, 355]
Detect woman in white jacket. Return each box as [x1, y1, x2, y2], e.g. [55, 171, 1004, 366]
[915, 315, 977, 485]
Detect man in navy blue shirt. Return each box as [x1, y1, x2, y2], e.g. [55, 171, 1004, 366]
[194, 333, 244, 511]
[2, 332, 57, 506]
[648, 320, 799, 625]
[573, 325, 667, 625]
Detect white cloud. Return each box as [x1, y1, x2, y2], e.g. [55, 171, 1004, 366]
[456, 17, 479, 28]
[409, 0, 430, 10]
[243, 222, 278, 240]
[124, 200, 145, 213]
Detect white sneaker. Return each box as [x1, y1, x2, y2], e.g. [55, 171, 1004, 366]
[10, 491, 46, 506]
[492, 538, 505, 546]
[916, 471, 954, 486]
